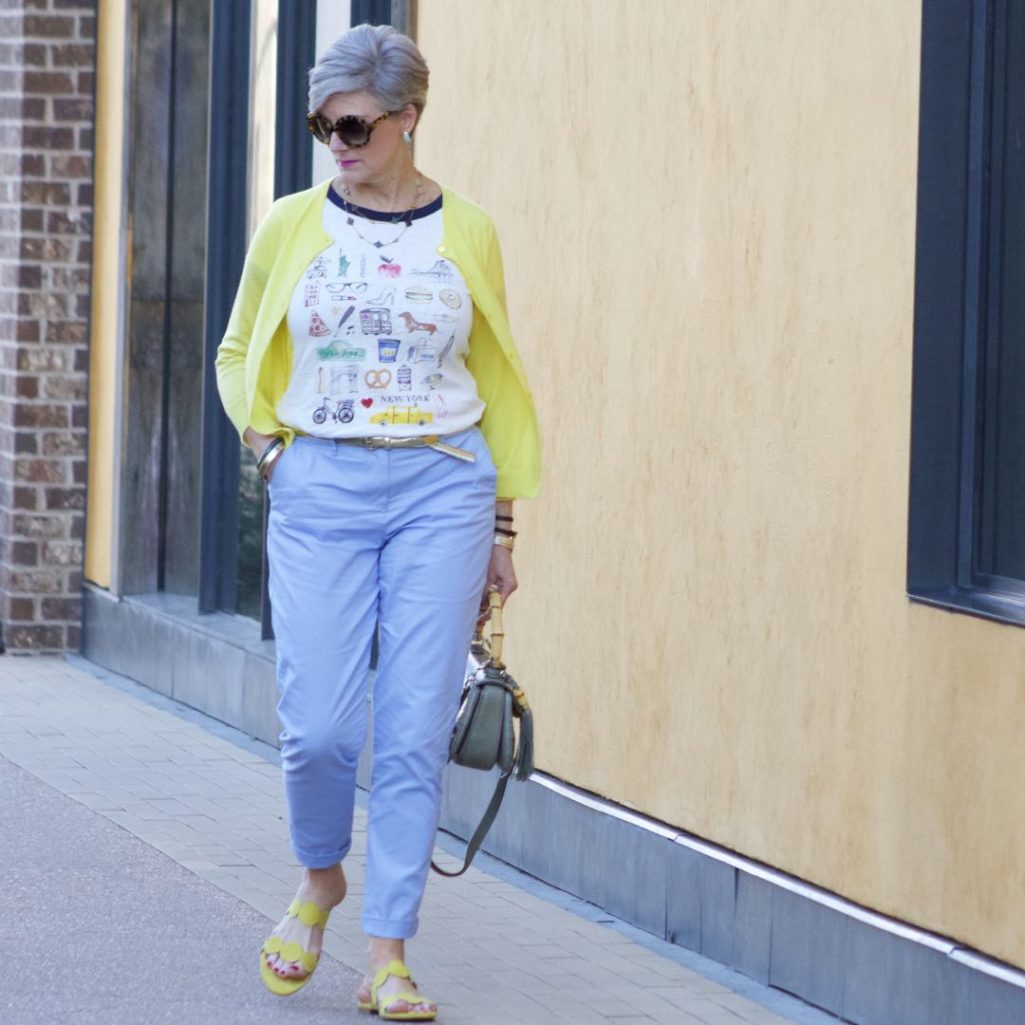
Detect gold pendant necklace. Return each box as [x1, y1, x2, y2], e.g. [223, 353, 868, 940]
[341, 176, 424, 249]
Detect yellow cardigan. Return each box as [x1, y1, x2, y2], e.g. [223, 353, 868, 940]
[215, 179, 541, 499]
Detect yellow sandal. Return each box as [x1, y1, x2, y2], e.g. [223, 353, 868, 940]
[259, 898, 332, 996]
[358, 959, 438, 1021]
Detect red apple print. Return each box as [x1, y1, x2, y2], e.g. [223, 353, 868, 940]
[361, 398, 373, 408]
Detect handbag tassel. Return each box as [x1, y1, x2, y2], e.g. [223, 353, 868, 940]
[512, 686, 533, 782]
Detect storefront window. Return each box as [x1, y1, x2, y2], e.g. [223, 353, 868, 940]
[120, 0, 210, 596]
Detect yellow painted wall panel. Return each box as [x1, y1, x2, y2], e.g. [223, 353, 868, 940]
[85, 0, 126, 589]
[415, 0, 1025, 968]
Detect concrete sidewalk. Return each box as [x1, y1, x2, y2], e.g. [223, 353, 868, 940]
[0, 654, 837, 1025]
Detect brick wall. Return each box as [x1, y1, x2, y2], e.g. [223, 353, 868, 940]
[0, 0, 95, 653]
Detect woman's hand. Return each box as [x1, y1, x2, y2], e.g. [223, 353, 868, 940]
[243, 426, 281, 482]
[480, 499, 517, 620]
[243, 426, 277, 455]
[480, 545, 517, 624]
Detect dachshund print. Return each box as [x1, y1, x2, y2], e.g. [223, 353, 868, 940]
[398, 312, 438, 335]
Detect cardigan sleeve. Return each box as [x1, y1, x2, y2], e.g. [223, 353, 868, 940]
[467, 221, 542, 499]
[214, 209, 279, 441]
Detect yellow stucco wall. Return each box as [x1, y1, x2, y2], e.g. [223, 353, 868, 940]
[85, 0, 126, 589]
[416, 0, 1025, 968]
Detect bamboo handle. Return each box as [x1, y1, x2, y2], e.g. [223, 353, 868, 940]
[487, 588, 505, 667]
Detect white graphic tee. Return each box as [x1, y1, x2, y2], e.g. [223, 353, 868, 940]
[276, 190, 483, 437]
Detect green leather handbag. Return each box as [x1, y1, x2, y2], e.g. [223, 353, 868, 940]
[431, 590, 534, 877]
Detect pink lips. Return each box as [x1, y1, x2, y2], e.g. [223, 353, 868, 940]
[339, 159, 359, 169]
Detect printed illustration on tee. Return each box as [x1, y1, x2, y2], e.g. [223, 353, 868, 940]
[410, 260, 455, 282]
[398, 312, 438, 335]
[360, 308, 392, 334]
[326, 281, 366, 302]
[422, 371, 448, 419]
[312, 397, 355, 425]
[369, 405, 434, 427]
[309, 311, 331, 337]
[276, 198, 483, 438]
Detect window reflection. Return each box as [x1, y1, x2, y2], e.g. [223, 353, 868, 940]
[248, 0, 278, 234]
[235, 0, 278, 621]
[236, 449, 265, 620]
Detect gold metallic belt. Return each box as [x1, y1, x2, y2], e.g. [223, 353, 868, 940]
[330, 433, 477, 463]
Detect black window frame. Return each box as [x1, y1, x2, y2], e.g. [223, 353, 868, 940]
[198, 1, 402, 637]
[198, 0, 252, 617]
[908, 0, 1025, 627]
[198, 0, 319, 635]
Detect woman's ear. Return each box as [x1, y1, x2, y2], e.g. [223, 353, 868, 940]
[400, 103, 419, 135]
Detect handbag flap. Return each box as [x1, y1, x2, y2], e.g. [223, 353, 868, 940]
[450, 672, 513, 771]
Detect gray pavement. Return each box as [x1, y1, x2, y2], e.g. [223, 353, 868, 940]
[2, 753, 362, 1025]
[0, 654, 838, 1025]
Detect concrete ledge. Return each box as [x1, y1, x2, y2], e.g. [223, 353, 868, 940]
[82, 583, 1025, 1024]
[82, 585, 280, 746]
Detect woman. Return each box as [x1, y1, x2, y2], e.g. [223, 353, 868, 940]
[214, 23, 540, 1023]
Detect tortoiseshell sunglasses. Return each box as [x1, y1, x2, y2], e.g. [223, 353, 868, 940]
[306, 110, 393, 147]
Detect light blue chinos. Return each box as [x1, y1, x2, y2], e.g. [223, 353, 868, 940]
[266, 425, 495, 938]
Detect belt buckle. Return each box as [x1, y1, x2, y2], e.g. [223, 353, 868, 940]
[365, 436, 392, 450]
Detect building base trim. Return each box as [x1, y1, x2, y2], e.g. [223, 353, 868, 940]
[532, 773, 1023, 985]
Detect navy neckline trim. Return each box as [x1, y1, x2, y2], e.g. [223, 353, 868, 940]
[327, 185, 443, 222]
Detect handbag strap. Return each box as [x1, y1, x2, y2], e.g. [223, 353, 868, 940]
[430, 766, 513, 878]
[430, 589, 523, 878]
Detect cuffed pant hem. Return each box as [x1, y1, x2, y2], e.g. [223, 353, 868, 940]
[293, 840, 351, 870]
[361, 914, 419, 939]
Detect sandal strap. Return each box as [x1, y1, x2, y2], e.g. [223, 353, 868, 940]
[370, 958, 415, 999]
[259, 898, 331, 976]
[261, 934, 320, 971]
[286, 898, 331, 929]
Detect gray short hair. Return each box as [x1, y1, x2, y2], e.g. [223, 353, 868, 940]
[308, 24, 429, 121]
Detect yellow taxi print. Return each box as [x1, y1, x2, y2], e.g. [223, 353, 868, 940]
[368, 405, 435, 427]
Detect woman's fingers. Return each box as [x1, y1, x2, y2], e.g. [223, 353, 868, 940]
[482, 548, 517, 614]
